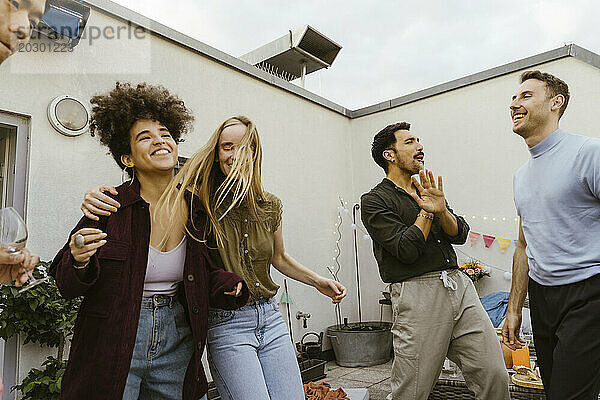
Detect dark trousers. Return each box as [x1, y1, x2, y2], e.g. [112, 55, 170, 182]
[528, 273, 600, 400]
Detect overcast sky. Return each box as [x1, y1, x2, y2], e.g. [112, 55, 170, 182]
[112, 0, 600, 110]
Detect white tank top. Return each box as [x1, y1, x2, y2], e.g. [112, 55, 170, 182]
[143, 236, 186, 297]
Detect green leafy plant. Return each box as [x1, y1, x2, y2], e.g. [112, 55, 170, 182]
[0, 261, 80, 398]
[12, 356, 64, 400]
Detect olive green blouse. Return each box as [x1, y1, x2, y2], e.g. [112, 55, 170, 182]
[207, 191, 283, 301]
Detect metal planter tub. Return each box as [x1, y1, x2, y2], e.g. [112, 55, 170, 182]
[327, 321, 393, 367]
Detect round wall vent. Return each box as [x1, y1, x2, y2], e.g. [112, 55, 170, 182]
[47, 95, 90, 137]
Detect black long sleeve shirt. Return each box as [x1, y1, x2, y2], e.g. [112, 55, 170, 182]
[360, 178, 470, 283]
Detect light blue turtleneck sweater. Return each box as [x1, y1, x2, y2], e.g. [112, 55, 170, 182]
[514, 129, 600, 285]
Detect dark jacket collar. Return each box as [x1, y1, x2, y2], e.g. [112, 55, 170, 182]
[115, 179, 146, 208]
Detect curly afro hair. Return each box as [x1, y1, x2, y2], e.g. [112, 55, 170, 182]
[90, 82, 194, 171]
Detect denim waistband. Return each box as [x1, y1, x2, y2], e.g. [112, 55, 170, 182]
[246, 297, 275, 307]
[141, 294, 178, 309]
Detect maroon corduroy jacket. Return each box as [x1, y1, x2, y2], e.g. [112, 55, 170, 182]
[50, 180, 248, 400]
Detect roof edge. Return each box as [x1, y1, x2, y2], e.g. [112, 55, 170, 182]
[351, 45, 576, 118]
[83, 0, 352, 117]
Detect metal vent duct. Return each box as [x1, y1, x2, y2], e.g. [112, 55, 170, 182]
[240, 25, 342, 84]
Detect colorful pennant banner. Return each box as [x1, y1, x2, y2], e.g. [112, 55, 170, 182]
[497, 238, 512, 254]
[467, 232, 517, 254]
[483, 235, 496, 248]
[469, 232, 481, 247]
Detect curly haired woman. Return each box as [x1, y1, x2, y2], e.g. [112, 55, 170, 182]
[50, 83, 248, 400]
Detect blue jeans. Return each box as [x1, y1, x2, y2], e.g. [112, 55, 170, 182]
[123, 295, 197, 400]
[207, 297, 304, 400]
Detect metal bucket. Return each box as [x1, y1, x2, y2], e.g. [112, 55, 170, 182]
[327, 321, 393, 367]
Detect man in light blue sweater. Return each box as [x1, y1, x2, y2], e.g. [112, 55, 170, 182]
[503, 70, 600, 400]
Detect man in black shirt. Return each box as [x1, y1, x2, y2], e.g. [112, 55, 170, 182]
[361, 122, 509, 400]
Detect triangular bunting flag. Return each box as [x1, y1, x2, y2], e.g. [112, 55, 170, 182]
[483, 235, 496, 248]
[497, 238, 512, 254]
[280, 292, 293, 304]
[469, 232, 481, 247]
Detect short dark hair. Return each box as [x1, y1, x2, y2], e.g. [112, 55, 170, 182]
[371, 122, 411, 172]
[520, 70, 570, 118]
[90, 82, 194, 171]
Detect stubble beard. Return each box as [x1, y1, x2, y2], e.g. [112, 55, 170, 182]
[398, 158, 421, 176]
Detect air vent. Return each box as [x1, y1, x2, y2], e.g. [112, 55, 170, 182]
[240, 25, 342, 86]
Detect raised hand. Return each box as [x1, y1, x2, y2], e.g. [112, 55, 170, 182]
[69, 228, 107, 267]
[410, 169, 447, 215]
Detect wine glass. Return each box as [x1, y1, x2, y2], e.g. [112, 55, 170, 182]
[0, 207, 47, 292]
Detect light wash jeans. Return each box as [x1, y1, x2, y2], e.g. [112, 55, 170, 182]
[207, 297, 304, 400]
[123, 295, 196, 400]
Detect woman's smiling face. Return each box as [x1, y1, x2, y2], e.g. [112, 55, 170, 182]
[217, 123, 247, 177]
[123, 119, 178, 174]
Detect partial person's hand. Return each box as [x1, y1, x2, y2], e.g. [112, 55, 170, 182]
[224, 281, 243, 297]
[81, 185, 120, 221]
[410, 169, 447, 215]
[69, 228, 107, 266]
[315, 276, 347, 303]
[502, 310, 526, 350]
[0, 247, 39, 286]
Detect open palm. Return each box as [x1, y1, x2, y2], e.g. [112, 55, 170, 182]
[410, 170, 447, 214]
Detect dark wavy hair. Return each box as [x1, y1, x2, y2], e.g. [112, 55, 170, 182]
[371, 122, 411, 172]
[89, 82, 194, 172]
[520, 70, 570, 118]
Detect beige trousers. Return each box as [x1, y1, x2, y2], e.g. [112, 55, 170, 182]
[390, 269, 509, 400]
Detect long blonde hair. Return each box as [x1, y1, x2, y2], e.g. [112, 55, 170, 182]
[157, 116, 266, 247]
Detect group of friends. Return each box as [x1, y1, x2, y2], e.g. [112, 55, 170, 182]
[1, 1, 600, 400]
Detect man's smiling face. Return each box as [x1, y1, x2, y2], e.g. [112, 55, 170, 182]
[510, 79, 554, 138]
[0, 0, 46, 65]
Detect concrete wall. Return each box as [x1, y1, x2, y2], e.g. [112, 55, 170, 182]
[349, 57, 600, 321]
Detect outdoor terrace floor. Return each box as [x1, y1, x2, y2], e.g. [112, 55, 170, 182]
[315, 360, 392, 400]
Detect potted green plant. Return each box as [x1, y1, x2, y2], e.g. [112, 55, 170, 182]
[0, 261, 80, 399]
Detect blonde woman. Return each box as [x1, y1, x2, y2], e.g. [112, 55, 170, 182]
[82, 116, 347, 400]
